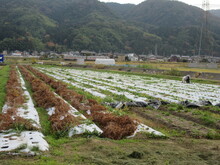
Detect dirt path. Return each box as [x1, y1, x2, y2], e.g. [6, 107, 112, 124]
[199, 106, 220, 114]
[158, 106, 220, 130]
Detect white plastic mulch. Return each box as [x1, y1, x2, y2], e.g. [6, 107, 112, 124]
[0, 68, 49, 153]
[46, 93, 103, 137]
[38, 67, 166, 137]
[0, 131, 48, 152]
[39, 68, 148, 103]
[39, 67, 220, 105]
[128, 123, 165, 138]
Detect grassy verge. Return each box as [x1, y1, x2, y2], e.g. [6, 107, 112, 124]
[1, 137, 220, 165]
[0, 65, 10, 112]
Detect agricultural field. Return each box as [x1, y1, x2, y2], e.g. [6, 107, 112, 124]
[4, 56, 220, 74]
[0, 65, 220, 165]
[87, 61, 220, 74]
[38, 66, 220, 104]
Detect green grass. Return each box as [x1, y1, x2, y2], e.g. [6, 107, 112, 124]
[37, 107, 51, 135]
[164, 68, 182, 76]
[162, 104, 220, 130]
[2, 136, 220, 165]
[67, 85, 103, 103]
[137, 64, 157, 69]
[0, 65, 10, 112]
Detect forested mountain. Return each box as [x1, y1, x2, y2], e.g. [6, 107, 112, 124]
[106, 0, 220, 56]
[109, 0, 203, 27]
[210, 9, 220, 18]
[0, 0, 220, 56]
[0, 0, 161, 53]
[105, 2, 135, 18]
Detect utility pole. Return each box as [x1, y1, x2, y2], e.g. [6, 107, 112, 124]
[199, 0, 210, 56]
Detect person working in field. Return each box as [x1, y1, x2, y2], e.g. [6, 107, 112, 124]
[182, 75, 191, 83]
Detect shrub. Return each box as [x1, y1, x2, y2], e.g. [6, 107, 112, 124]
[94, 64, 106, 69]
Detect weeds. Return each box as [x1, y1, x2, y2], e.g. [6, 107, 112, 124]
[31, 146, 40, 152]
[107, 76, 114, 79]
[13, 144, 27, 152]
[144, 132, 167, 139]
[93, 64, 106, 69]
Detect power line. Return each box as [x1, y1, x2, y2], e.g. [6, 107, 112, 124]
[198, 0, 212, 56]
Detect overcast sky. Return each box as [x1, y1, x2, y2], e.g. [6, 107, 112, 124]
[99, 0, 220, 10]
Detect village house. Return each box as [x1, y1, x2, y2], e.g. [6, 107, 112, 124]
[11, 50, 22, 56]
[181, 56, 191, 62]
[126, 53, 138, 61]
[3, 50, 8, 55]
[81, 50, 97, 56]
[146, 54, 166, 62]
[168, 54, 181, 62]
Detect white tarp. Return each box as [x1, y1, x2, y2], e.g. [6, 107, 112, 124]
[95, 59, 115, 65]
[0, 131, 49, 152]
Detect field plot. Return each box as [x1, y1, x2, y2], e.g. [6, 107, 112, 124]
[18, 66, 103, 137]
[38, 67, 220, 105]
[23, 65, 164, 140]
[0, 66, 48, 153]
[1, 65, 220, 165]
[35, 66, 220, 139]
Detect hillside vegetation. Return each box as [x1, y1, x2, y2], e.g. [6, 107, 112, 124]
[0, 0, 220, 56]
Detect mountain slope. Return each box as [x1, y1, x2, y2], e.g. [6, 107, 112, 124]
[0, 0, 220, 56]
[106, 2, 135, 18]
[124, 0, 204, 27]
[106, 0, 220, 56]
[0, 0, 161, 53]
[210, 9, 220, 18]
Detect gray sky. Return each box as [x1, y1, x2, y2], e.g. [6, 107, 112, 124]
[99, 0, 220, 10]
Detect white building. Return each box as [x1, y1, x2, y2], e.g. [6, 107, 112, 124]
[12, 51, 22, 56]
[95, 59, 115, 65]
